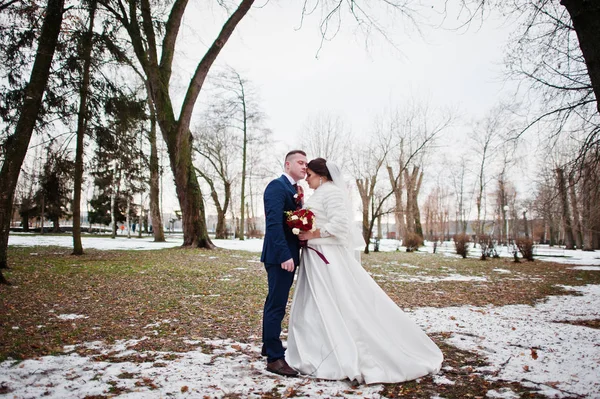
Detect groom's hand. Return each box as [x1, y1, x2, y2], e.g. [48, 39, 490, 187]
[281, 258, 295, 272]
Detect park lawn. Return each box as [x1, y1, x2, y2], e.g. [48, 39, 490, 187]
[1, 245, 599, 398]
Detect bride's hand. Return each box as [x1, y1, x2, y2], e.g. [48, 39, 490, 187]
[299, 229, 320, 240]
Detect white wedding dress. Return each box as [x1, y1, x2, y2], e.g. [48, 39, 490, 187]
[286, 182, 443, 384]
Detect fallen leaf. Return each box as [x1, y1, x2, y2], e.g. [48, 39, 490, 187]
[531, 348, 538, 360]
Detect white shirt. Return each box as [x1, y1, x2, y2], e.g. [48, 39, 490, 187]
[283, 173, 296, 186]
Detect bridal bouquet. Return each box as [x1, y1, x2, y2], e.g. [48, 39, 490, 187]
[285, 208, 315, 235]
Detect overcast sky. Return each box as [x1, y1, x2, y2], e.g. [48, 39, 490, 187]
[174, 2, 518, 148]
[144, 2, 527, 215]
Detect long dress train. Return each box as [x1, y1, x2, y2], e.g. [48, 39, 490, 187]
[286, 182, 443, 384]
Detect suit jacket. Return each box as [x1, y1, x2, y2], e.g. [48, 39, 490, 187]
[260, 175, 300, 266]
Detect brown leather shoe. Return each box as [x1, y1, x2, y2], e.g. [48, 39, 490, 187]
[266, 358, 298, 377]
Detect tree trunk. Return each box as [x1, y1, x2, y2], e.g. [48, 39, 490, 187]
[138, 192, 143, 238]
[40, 196, 45, 235]
[568, 175, 583, 248]
[556, 168, 575, 249]
[561, 0, 600, 114]
[356, 178, 370, 254]
[404, 167, 419, 235]
[110, 185, 116, 239]
[413, 169, 424, 238]
[581, 164, 594, 250]
[122, 0, 254, 249]
[126, 194, 131, 239]
[146, 84, 165, 242]
[21, 211, 29, 232]
[387, 165, 405, 241]
[0, 0, 64, 284]
[215, 182, 231, 239]
[73, 0, 97, 255]
[203, 172, 225, 239]
[239, 91, 248, 241]
[52, 215, 60, 233]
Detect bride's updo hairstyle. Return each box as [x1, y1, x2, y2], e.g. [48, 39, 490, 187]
[307, 158, 333, 181]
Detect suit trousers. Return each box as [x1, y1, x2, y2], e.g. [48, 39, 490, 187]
[263, 262, 296, 363]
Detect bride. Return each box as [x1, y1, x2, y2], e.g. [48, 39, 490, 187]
[285, 158, 443, 384]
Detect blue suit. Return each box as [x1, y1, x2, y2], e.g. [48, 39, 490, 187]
[261, 175, 300, 362]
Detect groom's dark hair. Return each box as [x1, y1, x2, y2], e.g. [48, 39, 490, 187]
[285, 150, 306, 162]
[307, 158, 333, 181]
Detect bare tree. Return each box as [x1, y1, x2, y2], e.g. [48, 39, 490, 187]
[95, 0, 256, 248]
[448, 155, 470, 235]
[299, 112, 352, 165]
[532, 173, 561, 246]
[385, 103, 453, 242]
[95, 0, 427, 249]
[555, 167, 576, 249]
[487, 0, 600, 167]
[146, 83, 166, 242]
[423, 183, 451, 241]
[469, 106, 507, 237]
[580, 155, 600, 249]
[193, 121, 235, 239]
[353, 132, 393, 254]
[203, 66, 268, 240]
[568, 172, 583, 248]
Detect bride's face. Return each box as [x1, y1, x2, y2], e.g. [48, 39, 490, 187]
[305, 168, 321, 190]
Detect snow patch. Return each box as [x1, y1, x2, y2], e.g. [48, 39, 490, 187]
[56, 314, 88, 321]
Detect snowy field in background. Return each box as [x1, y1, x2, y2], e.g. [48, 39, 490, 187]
[8, 233, 600, 267]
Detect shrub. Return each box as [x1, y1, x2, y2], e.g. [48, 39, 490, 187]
[478, 234, 494, 260]
[404, 232, 424, 252]
[516, 237, 535, 261]
[454, 233, 470, 258]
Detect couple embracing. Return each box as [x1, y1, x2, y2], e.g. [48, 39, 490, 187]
[260, 150, 443, 384]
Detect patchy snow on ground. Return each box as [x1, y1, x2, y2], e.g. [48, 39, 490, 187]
[55, 314, 88, 321]
[390, 274, 488, 283]
[410, 284, 600, 398]
[1, 286, 599, 398]
[569, 266, 600, 271]
[0, 339, 384, 399]
[5, 234, 600, 398]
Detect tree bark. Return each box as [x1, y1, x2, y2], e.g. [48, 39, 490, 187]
[387, 165, 405, 241]
[561, 0, 600, 114]
[404, 167, 419, 235]
[146, 85, 165, 242]
[581, 164, 594, 250]
[413, 169, 424, 238]
[239, 85, 248, 241]
[103, 0, 254, 248]
[197, 169, 228, 239]
[556, 168, 575, 249]
[73, 0, 97, 255]
[356, 178, 371, 253]
[568, 174, 583, 248]
[0, 0, 64, 283]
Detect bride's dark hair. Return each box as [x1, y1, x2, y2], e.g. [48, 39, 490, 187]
[307, 158, 333, 181]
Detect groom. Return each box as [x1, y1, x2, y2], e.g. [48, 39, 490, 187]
[261, 150, 307, 377]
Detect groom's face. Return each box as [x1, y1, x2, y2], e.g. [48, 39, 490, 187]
[286, 154, 307, 181]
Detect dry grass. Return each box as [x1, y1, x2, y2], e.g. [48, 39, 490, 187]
[1, 244, 598, 397]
